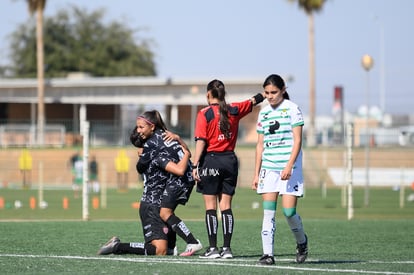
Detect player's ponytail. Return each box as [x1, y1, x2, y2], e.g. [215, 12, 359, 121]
[207, 79, 231, 139]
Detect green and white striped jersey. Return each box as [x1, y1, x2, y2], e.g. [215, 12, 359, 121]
[256, 100, 304, 171]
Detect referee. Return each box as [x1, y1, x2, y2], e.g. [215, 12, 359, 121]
[192, 79, 264, 259]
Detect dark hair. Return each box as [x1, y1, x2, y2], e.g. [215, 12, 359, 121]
[263, 74, 290, 100]
[130, 126, 144, 148]
[138, 110, 167, 131]
[131, 110, 167, 148]
[207, 79, 231, 139]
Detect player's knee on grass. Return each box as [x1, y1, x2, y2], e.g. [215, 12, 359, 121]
[149, 239, 168, 255]
[282, 207, 296, 217]
[155, 246, 167, 256]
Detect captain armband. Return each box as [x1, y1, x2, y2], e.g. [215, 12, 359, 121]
[253, 93, 264, 105]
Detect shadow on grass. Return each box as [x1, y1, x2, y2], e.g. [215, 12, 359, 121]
[236, 254, 363, 265]
[307, 259, 363, 264]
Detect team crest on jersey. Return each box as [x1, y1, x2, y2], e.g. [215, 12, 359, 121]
[163, 226, 169, 234]
[280, 108, 289, 117]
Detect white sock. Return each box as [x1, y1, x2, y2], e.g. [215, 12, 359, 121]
[285, 214, 306, 244]
[261, 209, 276, 256]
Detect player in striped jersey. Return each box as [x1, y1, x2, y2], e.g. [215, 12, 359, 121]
[252, 74, 308, 265]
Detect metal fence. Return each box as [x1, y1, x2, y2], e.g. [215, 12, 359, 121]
[1, 119, 413, 148]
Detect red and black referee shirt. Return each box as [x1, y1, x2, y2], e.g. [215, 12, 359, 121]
[194, 99, 253, 152]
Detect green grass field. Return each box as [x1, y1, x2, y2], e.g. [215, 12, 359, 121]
[1, 187, 414, 274]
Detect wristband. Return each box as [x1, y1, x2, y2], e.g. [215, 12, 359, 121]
[253, 93, 264, 105]
[192, 164, 198, 169]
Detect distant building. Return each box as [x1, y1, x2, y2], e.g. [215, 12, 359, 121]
[0, 76, 263, 147]
[1, 76, 412, 147]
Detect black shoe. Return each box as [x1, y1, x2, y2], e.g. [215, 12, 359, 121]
[97, 236, 120, 255]
[258, 254, 275, 265]
[219, 247, 233, 259]
[199, 247, 221, 259]
[296, 235, 308, 263]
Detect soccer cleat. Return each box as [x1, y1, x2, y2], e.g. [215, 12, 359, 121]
[198, 247, 221, 259]
[179, 240, 203, 256]
[167, 246, 178, 256]
[219, 247, 233, 259]
[296, 235, 308, 263]
[258, 254, 275, 265]
[97, 236, 120, 255]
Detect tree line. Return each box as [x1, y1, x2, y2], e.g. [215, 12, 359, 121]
[1, 5, 156, 78]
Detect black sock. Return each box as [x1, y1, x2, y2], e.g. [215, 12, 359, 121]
[221, 209, 234, 248]
[144, 242, 156, 255]
[115, 242, 145, 255]
[115, 242, 156, 255]
[166, 214, 198, 244]
[205, 209, 218, 248]
[166, 223, 177, 249]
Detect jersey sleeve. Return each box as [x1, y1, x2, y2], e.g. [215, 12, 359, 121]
[235, 99, 253, 117]
[291, 105, 305, 127]
[256, 108, 266, 135]
[136, 137, 159, 173]
[153, 156, 170, 170]
[194, 109, 208, 140]
[153, 140, 183, 170]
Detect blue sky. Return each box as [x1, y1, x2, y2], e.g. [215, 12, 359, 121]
[0, 0, 412, 116]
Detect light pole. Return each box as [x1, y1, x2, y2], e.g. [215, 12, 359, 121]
[361, 54, 374, 207]
[378, 21, 385, 114]
[374, 15, 386, 114]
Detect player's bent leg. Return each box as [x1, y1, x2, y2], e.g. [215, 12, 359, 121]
[151, 239, 168, 255]
[283, 207, 308, 263]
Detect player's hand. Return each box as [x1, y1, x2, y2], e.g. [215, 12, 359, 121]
[252, 175, 259, 190]
[182, 147, 191, 158]
[192, 167, 200, 182]
[280, 167, 292, 180]
[163, 130, 179, 142]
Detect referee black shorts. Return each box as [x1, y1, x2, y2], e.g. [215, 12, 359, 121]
[196, 151, 239, 196]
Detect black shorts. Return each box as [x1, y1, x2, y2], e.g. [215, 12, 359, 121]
[139, 201, 168, 243]
[161, 182, 195, 209]
[196, 151, 238, 196]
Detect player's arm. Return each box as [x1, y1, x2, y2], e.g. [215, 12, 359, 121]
[163, 130, 191, 154]
[163, 148, 191, 176]
[191, 139, 206, 182]
[281, 125, 303, 180]
[252, 133, 264, 190]
[250, 92, 265, 106]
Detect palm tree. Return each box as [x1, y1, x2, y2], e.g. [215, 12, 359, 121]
[289, 0, 326, 147]
[27, 0, 46, 146]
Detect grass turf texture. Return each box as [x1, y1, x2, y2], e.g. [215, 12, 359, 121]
[1, 187, 413, 274]
[1, 186, 413, 220]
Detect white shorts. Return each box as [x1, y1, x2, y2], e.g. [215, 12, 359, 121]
[256, 168, 304, 197]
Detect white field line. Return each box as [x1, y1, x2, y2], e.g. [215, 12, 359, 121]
[0, 254, 413, 274]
